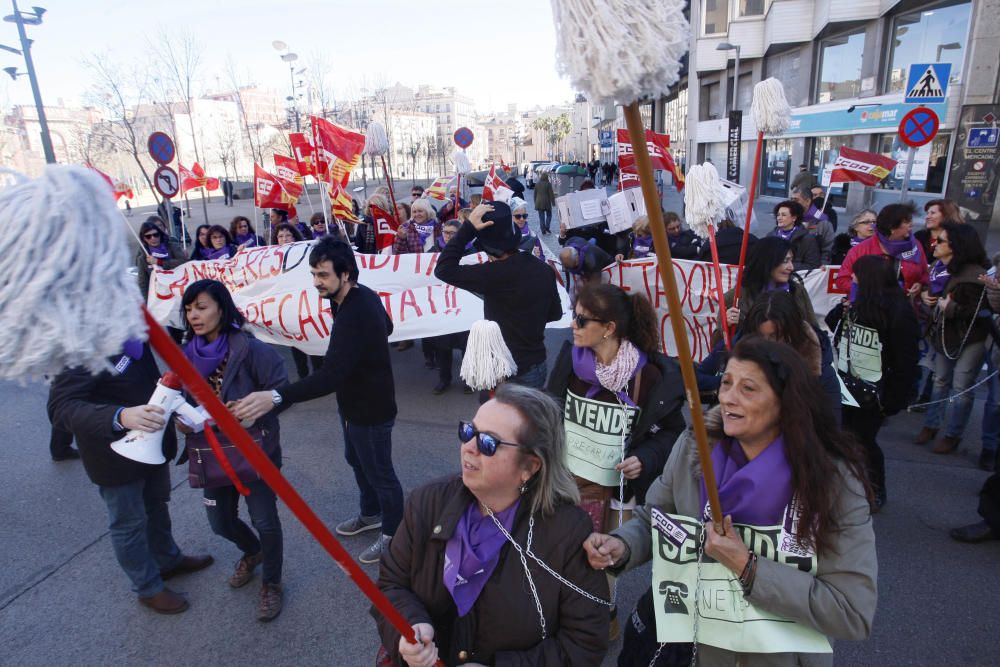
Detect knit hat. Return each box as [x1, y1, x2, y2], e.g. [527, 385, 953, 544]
[475, 201, 522, 255]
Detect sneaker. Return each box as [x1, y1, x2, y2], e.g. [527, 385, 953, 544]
[359, 534, 392, 564]
[336, 515, 382, 536]
[229, 552, 263, 588]
[257, 583, 283, 622]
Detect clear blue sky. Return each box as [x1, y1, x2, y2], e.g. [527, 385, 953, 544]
[0, 0, 576, 112]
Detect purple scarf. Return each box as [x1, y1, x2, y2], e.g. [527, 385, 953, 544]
[699, 436, 793, 525]
[413, 221, 437, 247]
[876, 229, 922, 265]
[204, 246, 232, 260]
[235, 233, 257, 247]
[805, 204, 828, 223]
[850, 235, 864, 247]
[766, 280, 791, 293]
[196, 245, 214, 260]
[774, 226, 795, 242]
[571, 345, 647, 407]
[443, 499, 520, 617]
[122, 338, 144, 360]
[632, 235, 653, 258]
[928, 260, 951, 296]
[184, 333, 229, 379]
[147, 242, 170, 259]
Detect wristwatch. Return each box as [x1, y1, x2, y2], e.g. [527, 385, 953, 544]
[271, 389, 283, 406]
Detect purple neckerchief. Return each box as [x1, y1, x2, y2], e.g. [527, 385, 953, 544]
[312, 228, 329, 238]
[295, 222, 311, 238]
[805, 205, 829, 223]
[928, 260, 951, 296]
[850, 235, 864, 247]
[235, 233, 257, 247]
[184, 333, 229, 379]
[204, 246, 232, 260]
[571, 345, 647, 407]
[413, 221, 437, 247]
[766, 281, 791, 293]
[849, 283, 859, 303]
[443, 499, 520, 617]
[699, 436, 793, 526]
[147, 242, 170, 259]
[876, 229, 921, 265]
[774, 226, 795, 241]
[632, 235, 653, 258]
[122, 338, 144, 360]
[196, 245, 214, 260]
[517, 224, 533, 240]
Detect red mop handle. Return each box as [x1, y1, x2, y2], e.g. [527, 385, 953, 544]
[203, 424, 251, 496]
[142, 308, 437, 663]
[732, 130, 765, 324]
[706, 225, 732, 350]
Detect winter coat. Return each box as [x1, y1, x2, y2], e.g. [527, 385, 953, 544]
[135, 239, 187, 299]
[611, 411, 877, 667]
[667, 229, 701, 260]
[375, 476, 609, 666]
[47, 344, 178, 488]
[546, 341, 687, 504]
[722, 277, 818, 331]
[180, 331, 287, 464]
[534, 176, 555, 211]
[768, 226, 821, 271]
[803, 217, 835, 264]
[698, 226, 756, 266]
[834, 236, 929, 294]
[927, 262, 991, 355]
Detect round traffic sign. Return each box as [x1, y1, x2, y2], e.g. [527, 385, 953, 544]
[153, 165, 180, 198]
[453, 127, 474, 148]
[898, 108, 939, 148]
[148, 132, 176, 165]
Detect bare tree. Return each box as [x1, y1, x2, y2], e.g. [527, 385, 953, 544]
[305, 52, 336, 117]
[153, 29, 205, 165]
[224, 56, 264, 166]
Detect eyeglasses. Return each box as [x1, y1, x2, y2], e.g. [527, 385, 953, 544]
[143, 232, 161, 240]
[513, 213, 529, 220]
[459, 421, 520, 456]
[573, 313, 605, 328]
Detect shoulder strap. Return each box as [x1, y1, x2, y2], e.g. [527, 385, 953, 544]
[631, 366, 644, 406]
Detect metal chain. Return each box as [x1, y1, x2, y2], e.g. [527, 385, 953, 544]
[647, 642, 666, 667]
[906, 368, 1000, 410]
[490, 510, 548, 641]
[939, 286, 986, 361]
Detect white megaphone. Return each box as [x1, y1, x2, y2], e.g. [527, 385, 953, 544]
[111, 371, 207, 465]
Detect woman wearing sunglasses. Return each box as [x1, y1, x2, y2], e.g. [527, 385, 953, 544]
[376, 384, 609, 666]
[134, 218, 186, 301]
[546, 283, 686, 639]
[510, 198, 543, 259]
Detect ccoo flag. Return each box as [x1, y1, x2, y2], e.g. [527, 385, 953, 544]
[829, 147, 898, 186]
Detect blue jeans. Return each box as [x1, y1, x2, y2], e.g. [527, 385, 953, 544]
[538, 209, 552, 233]
[508, 361, 548, 390]
[340, 417, 403, 536]
[983, 348, 1000, 453]
[204, 479, 283, 584]
[924, 340, 987, 438]
[98, 465, 183, 597]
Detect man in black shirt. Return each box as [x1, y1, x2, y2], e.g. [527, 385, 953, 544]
[435, 201, 563, 388]
[233, 238, 402, 564]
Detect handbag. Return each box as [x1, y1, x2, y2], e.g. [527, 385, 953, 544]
[837, 313, 882, 411]
[187, 425, 266, 491]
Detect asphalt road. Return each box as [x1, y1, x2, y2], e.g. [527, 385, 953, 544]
[2, 190, 998, 666]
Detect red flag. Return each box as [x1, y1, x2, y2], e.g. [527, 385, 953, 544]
[289, 133, 317, 179]
[310, 116, 365, 185]
[327, 181, 360, 222]
[616, 129, 672, 171]
[179, 162, 220, 194]
[618, 151, 684, 193]
[254, 163, 302, 210]
[370, 202, 398, 251]
[273, 154, 303, 185]
[86, 164, 131, 201]
[829, 146, 898, 186]
[482, 164, 508, 201]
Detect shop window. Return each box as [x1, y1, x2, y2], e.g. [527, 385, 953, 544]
[875, 132, 951, 193]
[885, 1, 971, 94]
[811, 136, 852, 207]
[816, 30, 865, 103]
[760, 138, 793, 198]
[703, 0, 729, 35]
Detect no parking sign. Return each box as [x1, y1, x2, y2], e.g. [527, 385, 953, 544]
[898, 108, 940, 148]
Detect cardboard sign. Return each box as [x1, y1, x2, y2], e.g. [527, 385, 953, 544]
[606, 188, 646, 234]
[557, 189, 611, 230]
[563, 389, 640, 486]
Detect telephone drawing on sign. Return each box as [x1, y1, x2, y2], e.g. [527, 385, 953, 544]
[658, 580, 689, 615]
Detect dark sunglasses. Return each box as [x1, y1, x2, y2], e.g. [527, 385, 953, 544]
[513, 213, 529, 220]
[573, 313, 605, 328]
[143, 232, 161, 240]
[459, 421, 520, 456]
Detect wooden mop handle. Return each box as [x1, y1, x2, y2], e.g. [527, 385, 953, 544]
[623, 103, 723, 525]
[142, 308, 440, 665]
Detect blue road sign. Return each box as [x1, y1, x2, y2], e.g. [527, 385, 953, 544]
[147, 132, 175, 165]
[904, 63, 952, 104]
[967, 127, 999, 148]
[453, 127, 474, 148]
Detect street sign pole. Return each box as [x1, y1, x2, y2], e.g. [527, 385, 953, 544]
[899, 146, 917, 202]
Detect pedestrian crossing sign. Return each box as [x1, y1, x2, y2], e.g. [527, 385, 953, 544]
[904, 63, 952, 104]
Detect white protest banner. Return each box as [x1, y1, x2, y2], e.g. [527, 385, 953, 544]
[563, 389, 640, 486]
[650, 508, 831, 654]
[147, 242, 573, 354]
[604, 257, 845, 361]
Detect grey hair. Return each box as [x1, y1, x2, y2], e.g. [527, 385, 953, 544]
[493, 383, 580, 516]
[410, 198, 437, 220]
[849, 208, 877, 234]
[793, 186, 813, 200]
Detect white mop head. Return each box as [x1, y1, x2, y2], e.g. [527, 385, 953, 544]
[750, 78, 792, 136]
[452, 150, 471, 175]
[0, 166, 145, 380]
[550, 0, 689, 103]
[460, 320, 517, 391]
[364, 121, 389, 156]
[683, 163, 726, 241]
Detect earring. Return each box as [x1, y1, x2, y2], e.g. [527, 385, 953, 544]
[519, 480, 528, 494]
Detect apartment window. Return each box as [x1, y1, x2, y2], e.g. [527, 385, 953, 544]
[699, 81, 722, 121]
[816, 30, 865, 103]
[885, 1, 971, 94]
[738, 0, 765, 17]
[725, 73, 754, 112]
[765, 48, 808, 107]
[760, 138, 793, 197]
[876, 132, 951, 193]
[703, 0, 729, 35]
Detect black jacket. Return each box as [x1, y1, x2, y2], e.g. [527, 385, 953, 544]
[435, 221, 562, 369]
[546, 342, 687, 504]
[698, 226, 756, 265]
[48, 344, 178, 487]
[668, 229, 701, 260]
[277, 283, 397, 425]
[769, 225, 821, 271]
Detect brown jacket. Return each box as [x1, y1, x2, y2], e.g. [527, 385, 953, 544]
[374, 475, 609, 666]
[928, 262, 991, 354]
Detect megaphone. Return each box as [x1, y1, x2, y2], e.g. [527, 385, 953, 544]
[110, 371, 206, 465]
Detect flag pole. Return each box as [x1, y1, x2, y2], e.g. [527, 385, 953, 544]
[731, 129, 764, 331]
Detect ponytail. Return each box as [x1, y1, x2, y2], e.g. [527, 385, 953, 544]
[628, 292, 660, 355]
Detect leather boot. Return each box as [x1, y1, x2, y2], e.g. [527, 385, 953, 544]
[932, 436, 961, 454]
[139, 588, 189, 614]
[913, 427, 938, 445]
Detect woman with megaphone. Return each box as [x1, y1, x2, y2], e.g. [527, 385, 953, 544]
[177, 279, 289, 622]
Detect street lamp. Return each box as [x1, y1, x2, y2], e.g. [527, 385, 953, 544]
[273, 40, 301, 131]
[3, 1, 54, 163]
[716, 41, 741, 113]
